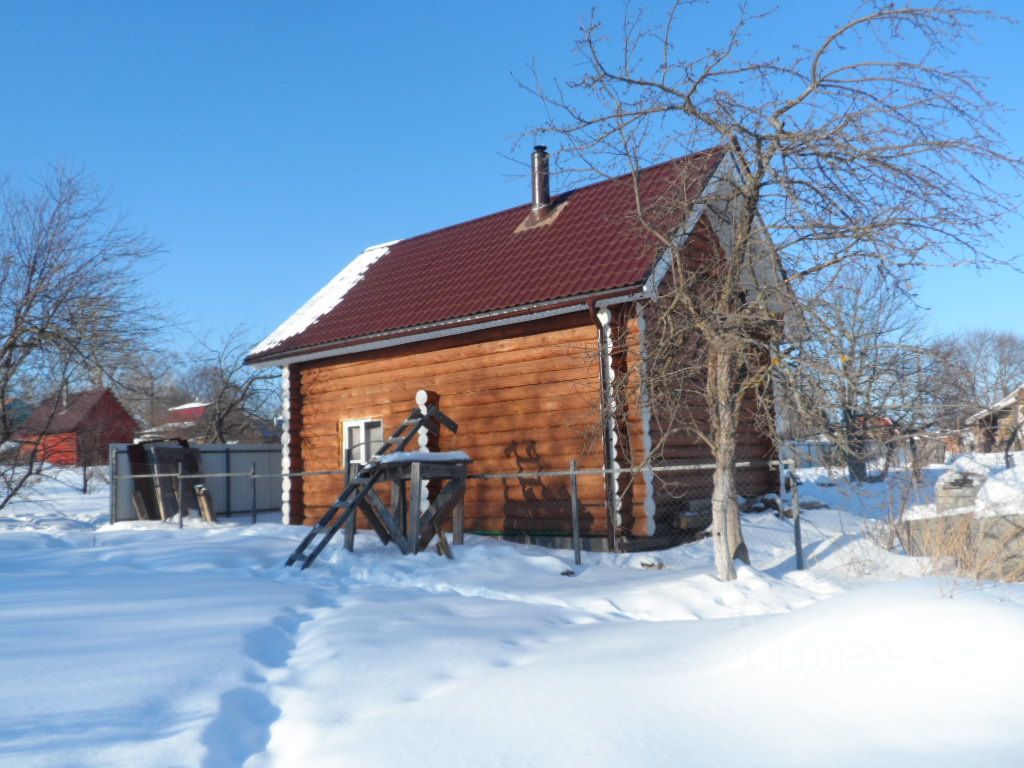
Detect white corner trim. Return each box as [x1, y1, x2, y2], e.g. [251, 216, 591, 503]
[642, 152, 731, 296]
[635, 307, 656, 534]
[279, 365, 291, 524]
[415, 389, 430, 514]
[597, 308, 623, 527]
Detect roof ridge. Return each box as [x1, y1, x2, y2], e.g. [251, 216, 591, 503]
[387, 145, 724, 249]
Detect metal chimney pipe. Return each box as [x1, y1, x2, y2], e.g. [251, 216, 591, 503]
[531, 145, 550, 217]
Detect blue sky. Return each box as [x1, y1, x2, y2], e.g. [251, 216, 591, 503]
[1, 1, 1020, 350]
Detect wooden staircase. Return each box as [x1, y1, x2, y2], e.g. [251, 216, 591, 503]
[285, 403, 461, 569]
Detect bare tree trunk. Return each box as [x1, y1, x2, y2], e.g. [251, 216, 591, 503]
[709, 347, 749, 580]
[909, 437, 923, 483]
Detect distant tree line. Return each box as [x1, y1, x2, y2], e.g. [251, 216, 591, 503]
[117, 326, 280, 445]
[775, 262, 1024, 480]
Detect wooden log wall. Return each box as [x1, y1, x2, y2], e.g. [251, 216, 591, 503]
[291, 313, 608, 536]
[285, 364, 305, 525]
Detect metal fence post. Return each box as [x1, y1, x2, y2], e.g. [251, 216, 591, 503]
[570, 460, 582, 566]
[250, 462, 257, 525]
[177, 461, 184, 530]
[224, 445, 232, 514]
[108, 445, 117, 524]
[790, 464, 804, 570]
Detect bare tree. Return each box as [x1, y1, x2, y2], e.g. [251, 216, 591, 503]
[778, 264, 940, 481]
[529, 2, 1021, 579]
[0, 167, 158, 510]
[112, 349, 192, 430]
[184, 327, 280, 444]
[931, 329, 1024, 427]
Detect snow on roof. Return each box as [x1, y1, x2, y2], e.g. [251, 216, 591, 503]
[371, 450, 471, 465]
[250, 240, 398, 356]
[167, 401, 210, 412]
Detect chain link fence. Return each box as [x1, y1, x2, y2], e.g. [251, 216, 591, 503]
[108, 445, 805, 571]
[459, 459, 802, 567]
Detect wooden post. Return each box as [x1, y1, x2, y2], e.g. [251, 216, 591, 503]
[791, 466, 805, 570]
[570, 460, 582, 566]
[250, 462, 257, 525]
[153, 465, 164, 522]
[177, 461, 184, 530]
[408, 462, 422, 555]
[391, 479, 405, 536]
[344, 455, 356, 552]
[196, 484, 216, 523]
[453, 469, 465, 546]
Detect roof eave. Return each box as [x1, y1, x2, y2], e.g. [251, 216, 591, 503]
[246, 284, 647, 368]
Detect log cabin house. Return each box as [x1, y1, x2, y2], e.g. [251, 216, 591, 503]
[248, 147, 779, 547]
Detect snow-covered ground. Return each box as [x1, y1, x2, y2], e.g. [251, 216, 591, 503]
[1, 465, 1024, 767]
[903, 451, 1024, 521]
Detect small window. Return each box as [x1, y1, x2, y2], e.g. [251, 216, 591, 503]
[342, 418, 384, 472]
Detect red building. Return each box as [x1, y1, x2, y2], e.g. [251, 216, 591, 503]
[18, 389, 138, 466]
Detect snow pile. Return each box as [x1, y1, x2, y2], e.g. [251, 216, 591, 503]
[262, 575, 1024, 768]
[941, 454, 992, 481]
[795, 464, 941, 522]
[372, 450, 471, 466]
[251, 240, 397, 356]
[903, 454, 1024, 521]
[960, 451, 1024, 471]
[976, 464, 1024, 518]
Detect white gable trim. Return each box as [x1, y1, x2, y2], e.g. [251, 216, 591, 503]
[641, 150, 783, 304]
[642, 151, 731, 295]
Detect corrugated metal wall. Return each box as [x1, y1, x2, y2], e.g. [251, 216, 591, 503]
[108, 443, 282, 523]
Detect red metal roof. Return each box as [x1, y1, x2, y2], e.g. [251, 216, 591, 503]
[250, 148, 724, 363]
[19, 389, 131, 436]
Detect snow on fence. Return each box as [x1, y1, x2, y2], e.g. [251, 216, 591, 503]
[108, 443, 282, 523]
